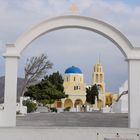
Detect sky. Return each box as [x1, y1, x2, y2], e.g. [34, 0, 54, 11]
[0, 0, 140, 92]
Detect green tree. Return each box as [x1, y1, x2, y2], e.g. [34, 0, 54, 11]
[23, 99, 37, 113]
[86, 84, 99, 105]
[44, 71, 64, 92]
[24, 72, 67, 106]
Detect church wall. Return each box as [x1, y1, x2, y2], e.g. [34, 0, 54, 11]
[55, 64, 107, 109]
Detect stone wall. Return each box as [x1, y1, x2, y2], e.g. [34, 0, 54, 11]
[0, 127, 139, 140]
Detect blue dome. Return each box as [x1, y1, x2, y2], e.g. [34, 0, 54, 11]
[65, 66, 82, 74]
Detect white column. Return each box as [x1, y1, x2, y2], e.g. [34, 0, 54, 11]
[94, 97, 98, 109]
[2, 56, 19, 127]
[128, 59, 140, 128]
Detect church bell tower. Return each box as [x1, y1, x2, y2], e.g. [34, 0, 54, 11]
[92, 63, 105, 93]
[92, 63, 106, 107]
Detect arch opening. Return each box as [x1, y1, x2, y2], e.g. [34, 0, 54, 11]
[11, 15, 133, 58]
[3, 15, 140, 128]
[74, 99, 83, 108]
[64, 99, 73, 108]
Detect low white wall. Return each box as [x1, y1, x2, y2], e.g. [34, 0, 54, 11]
[0, 127, 139, 140]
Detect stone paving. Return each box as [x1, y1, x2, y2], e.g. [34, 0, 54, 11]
[16, 112, 128, 128]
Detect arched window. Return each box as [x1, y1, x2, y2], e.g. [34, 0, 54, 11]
[96, 74, 98, 83]
[100, 74, 103, 82]
[77, 86, 78, 90]
[74, 86, 80, 90]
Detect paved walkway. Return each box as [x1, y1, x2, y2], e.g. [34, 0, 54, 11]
[17, 112, 128, 127]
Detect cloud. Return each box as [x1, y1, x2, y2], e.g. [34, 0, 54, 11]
[17, 28, 127, 92]
[0, 0, 139, 92]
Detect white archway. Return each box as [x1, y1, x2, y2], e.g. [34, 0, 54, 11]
[5, 15, 138, 57]
[1, 15, 140, 128]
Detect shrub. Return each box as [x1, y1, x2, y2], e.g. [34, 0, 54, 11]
[50, 107, 57, 112]
[23, 100, 37, 113]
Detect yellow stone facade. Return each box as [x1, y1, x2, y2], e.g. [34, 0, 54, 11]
[54, 64, 107, 110]
[62, 66, 86, 109]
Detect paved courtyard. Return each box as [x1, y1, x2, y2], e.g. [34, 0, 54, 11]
[17, 112, 128, 128]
